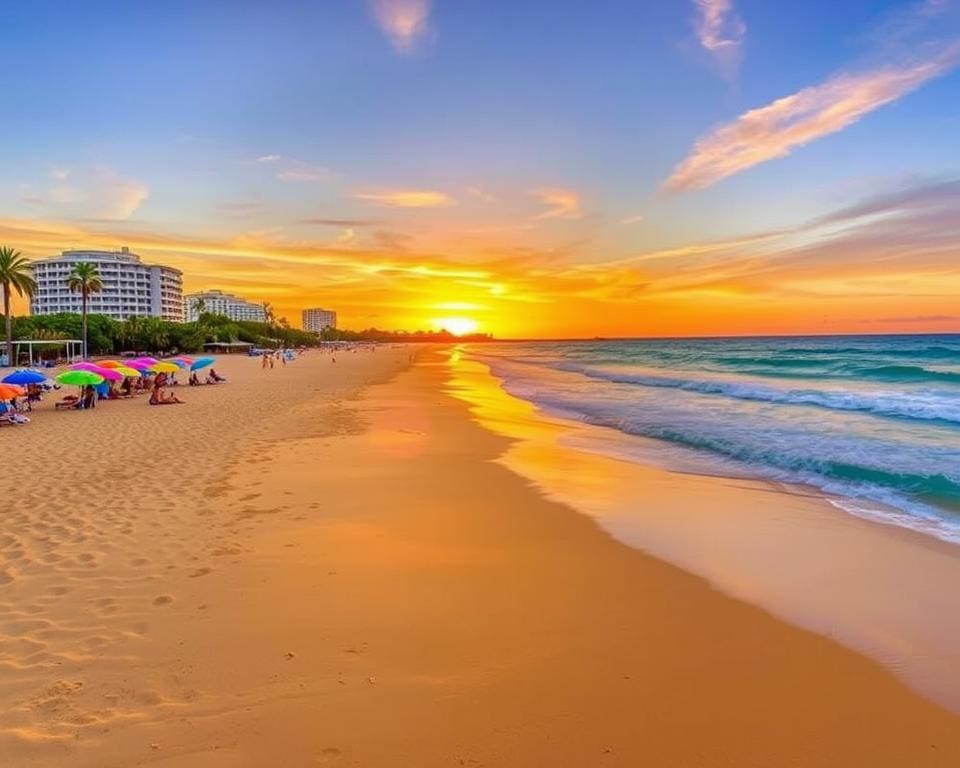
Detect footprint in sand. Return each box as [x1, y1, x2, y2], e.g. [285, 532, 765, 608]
[152, 595, 174, 607]
[189, 567, 212, 578]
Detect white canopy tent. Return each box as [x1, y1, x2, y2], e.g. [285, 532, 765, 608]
[4, 339, 83, 368]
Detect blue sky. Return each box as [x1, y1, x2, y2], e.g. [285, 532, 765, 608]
[1, 1, 958, 336]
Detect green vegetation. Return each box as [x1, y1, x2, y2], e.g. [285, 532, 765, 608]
[66, 261, 104, 359]
[10, 312, 323, 356]
[0, 246, 38, 365]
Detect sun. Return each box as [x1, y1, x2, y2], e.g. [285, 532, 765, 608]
[435, 317, 479, 336]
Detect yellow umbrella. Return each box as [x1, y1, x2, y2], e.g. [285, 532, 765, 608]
[114, 366, 142, 378]
[149, 362, 180, 374]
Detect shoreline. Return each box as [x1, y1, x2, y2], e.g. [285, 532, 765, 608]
[449, 347, 960, 714]
[3, 346, 960, 765]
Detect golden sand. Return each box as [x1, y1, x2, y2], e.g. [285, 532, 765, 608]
[1, 346, 959, 766]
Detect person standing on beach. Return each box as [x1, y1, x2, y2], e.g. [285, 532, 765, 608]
[262, 352, 269, 370]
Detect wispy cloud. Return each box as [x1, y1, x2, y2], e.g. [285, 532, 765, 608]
[466, 186, 498, 203]
[665, 46, 960, 192]
[354, 189, 454, 208]
[620, 213, 645, 225]
[276, 163, 333, 182]
[532, 187, 582, 220]
[694, 0, 746, 78]
[369, 0, 433, 54]
[23, 167, 149, 220]
[257, 154, 281, 163]
[669, 0, 960, 191]
[300, 217, 382, 228]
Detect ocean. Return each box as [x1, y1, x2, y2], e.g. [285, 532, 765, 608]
[474, 334, 960, 544]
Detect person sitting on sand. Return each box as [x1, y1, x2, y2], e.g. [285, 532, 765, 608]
[150, 384, 184, 405]
[189, 371, 201, 386]
[79, 385, 96, 410]
[209, 368, 226, 382]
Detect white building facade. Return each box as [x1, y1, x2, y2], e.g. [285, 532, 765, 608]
[185, 290, 266, 323]
[30, 247, 184, 322]
[302, 307, 337, 333]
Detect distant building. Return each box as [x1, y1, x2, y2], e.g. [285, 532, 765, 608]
[185, 289, 266, 323]
[302, 307, 337, 334]
[30, 247, 184, 322]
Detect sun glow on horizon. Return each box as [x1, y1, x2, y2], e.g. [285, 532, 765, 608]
[434, 317, 480, 336]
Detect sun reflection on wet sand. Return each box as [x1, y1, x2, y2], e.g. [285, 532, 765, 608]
[443, 346, 960, 713]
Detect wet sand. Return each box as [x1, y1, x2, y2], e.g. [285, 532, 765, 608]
[2, 346, 959, 766]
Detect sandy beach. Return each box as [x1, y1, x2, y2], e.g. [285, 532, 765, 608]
[3, 345, 960, 767]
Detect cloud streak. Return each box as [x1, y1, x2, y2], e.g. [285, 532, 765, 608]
[695, 0, 745, 77]
[665, 44, 960, 191]
[369, 0, 432, 54]
[532, 187, 582, 220]
[276, 163, 333, 182]
[23, 167, 149, 220]
[354, 189, 454, 208]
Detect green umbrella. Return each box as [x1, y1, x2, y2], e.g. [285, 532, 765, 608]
[56, 370, 105, 386]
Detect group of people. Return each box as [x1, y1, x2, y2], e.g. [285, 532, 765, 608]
[260, 350, 292, 369]
[188, 368, 226, 386]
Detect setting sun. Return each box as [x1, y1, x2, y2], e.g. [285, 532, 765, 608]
[434, 317, 479, 336]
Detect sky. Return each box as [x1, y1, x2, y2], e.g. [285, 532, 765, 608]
[1, 0, 959, 338]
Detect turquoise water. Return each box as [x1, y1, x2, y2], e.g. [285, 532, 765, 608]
[475, 335, 960, 543]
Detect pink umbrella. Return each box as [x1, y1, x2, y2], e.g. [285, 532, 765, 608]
[124, 359, 153, 371]
[132, 356, 159, 365]
[69, 362, 123, 382]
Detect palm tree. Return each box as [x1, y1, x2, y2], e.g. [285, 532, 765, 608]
[262, 301, 276, 327]
[0, 246, 37, 368]
[191, 296, 207, 320]
[66, 262, 104, 359]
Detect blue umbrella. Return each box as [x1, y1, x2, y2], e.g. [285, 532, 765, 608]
[2, 369, 48, 386]
[190, 357, 215, 371]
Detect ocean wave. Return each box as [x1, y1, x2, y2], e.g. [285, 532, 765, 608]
[556, 364, 960, 424]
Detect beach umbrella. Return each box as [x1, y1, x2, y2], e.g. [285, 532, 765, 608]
[97, 360, 126, 369]
[69, 362, 123, 382]
[56, 370, 104, 386]
[190, 357, 215, 371]
[0, 383, 26, 400]
[166, 359, 190, 369]
[171, 356, 194, 365]
[124, 359, 152, 371]
[149, 362, 180, 374]
[132, 357, 159, 366]
[113, 366, 142, 378]
[2, 370, 47, 386]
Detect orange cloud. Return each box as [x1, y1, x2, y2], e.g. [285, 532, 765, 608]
[369, 0, 432, 54]
[532, 187, 582, 220]
[6, 176, 960, 338]
[665, 45, 960, 191]
[353, 189, 455, 208]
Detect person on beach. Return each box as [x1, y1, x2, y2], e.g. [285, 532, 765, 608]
[79, 385, 96, 410]
[208, 368, 226, 382]
[189, 371, 201, 386]
[262, 352, 269, 370]
[149, 384, 183, 405]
